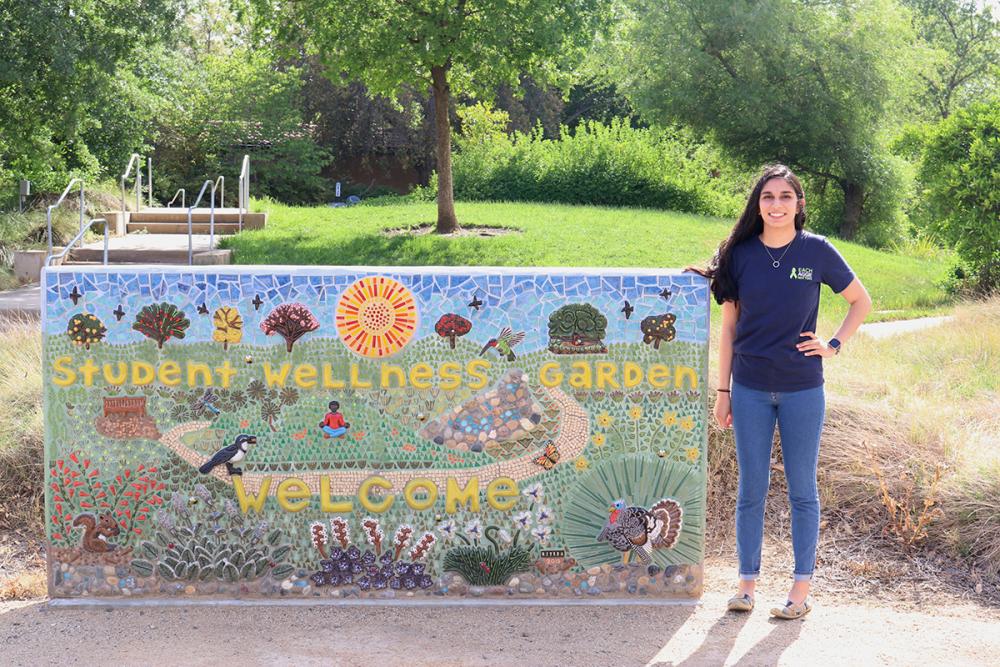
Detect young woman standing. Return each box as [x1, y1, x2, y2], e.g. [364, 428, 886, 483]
[707, 165, 872, 619]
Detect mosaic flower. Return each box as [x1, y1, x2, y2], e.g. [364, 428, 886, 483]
[438, 520, 457, 540]
[336, 276, 417, 358]
[497, 529, 513, 544]
[596, 412, 613, 428]
[401, 443, 416, 452]
[513, 511, 533, 530]
[680, 416, 695, 431]
[575, 456, 590, 471]
[531, 525, 551, 543]
[465, 519, 483, 539]
[628, 406, 643, 421]
[536, 505, 553, 523]
[661, 411, 677, 427]
[522, 482, 544, 502]
[593, 433, 606, 447]
[685, 447, 700, 463]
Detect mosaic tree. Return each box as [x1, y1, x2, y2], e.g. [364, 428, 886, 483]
[434, 313, 471, 349]
[260, 302, 319, 352]
[258, 387, 299, 432]
[212, 306, 243, 350]
[132, 302, 191, 349]
[66, 312, 107, 350]
[548, 303, 608, 353]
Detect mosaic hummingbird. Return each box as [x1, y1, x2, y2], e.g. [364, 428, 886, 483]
[479, 327, 525, 361]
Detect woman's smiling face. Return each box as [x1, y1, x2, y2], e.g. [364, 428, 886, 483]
[758, 177, 801, 233]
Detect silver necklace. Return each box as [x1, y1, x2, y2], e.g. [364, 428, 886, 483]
[760, 233, 797, 268]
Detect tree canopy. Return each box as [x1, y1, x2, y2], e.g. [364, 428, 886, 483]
[610, 0, 928, 239]
[904, 0, 1000, 119]
[0, 0, 178, 186]
[256, 0, 607, 232]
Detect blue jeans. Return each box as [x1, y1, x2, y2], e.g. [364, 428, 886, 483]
[731, 381, 825, 581]
[322, 426, 347, 438]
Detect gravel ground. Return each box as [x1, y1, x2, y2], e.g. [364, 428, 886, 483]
[3, 552, 998, 667]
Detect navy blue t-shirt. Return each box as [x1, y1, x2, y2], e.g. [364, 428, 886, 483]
[729, 231, 855, 392]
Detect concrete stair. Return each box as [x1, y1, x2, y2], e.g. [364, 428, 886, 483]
[125, 207, 266, 234]
[63, 234, 232, 266]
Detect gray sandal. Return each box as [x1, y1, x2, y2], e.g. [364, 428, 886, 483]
[727, 593, 754, 612]
[770, 599, 812, 620]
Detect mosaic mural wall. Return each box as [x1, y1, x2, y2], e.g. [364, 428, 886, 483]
[42, 266, 709, 600]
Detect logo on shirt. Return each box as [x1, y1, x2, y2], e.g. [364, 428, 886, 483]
[789, 267, 813, 281]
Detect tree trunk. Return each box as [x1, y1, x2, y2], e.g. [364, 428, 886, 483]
[431, 65, 458, 234]
[839, 180, 864, 240]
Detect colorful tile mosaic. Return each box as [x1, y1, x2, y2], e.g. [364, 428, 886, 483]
[42, 265, 709, 600]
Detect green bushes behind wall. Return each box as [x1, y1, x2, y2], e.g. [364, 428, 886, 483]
[451, 108, 751, 217]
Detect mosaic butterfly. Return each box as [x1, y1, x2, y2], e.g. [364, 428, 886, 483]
[533, 443, 561, 470]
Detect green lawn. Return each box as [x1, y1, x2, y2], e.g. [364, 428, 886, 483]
[222, 199, 955, 325]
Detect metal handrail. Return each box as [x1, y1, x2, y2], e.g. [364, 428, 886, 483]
[238, 155, 249, 231]
[213, 175, 224, 208]
[120, 153, 144, 217]
[167, 189, 186, 208]
[46, 218, 110, 267]
[47, 178, 85, 254]
[186, 180, 216, 265]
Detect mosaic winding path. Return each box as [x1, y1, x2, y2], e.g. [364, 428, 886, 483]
[159, 384, 588, 496]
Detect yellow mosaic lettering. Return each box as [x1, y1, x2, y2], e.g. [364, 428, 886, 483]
[358, 476, 394, 513]
[52, 356, 77, 387]
[404, 478, 438, 511]
[234, 476, 270, 514]
[486, 477, 519, 510]
[293, 363, 318, 388]
[157, 360, 181, 386]
[320, 476, 354, 513]
[445, 477, 479, 513]
[539, 362, 562, 388]
[409, 362, 434, 389]
[276, 478, 311, 512]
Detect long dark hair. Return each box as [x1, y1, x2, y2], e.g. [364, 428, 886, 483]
[694, 164, 806, 304]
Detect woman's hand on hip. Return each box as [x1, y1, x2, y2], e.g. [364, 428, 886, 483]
[714, 392, 732, 429]
[797, 331, 836, 358]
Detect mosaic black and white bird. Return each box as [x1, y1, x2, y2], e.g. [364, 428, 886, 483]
[596, 498, 683, 564]
[198, 434, 257, 477]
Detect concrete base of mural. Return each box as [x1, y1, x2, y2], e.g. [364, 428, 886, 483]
[42, 265, 709, 602]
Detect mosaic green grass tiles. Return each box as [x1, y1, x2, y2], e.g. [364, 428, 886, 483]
[42, 266, 708, 600]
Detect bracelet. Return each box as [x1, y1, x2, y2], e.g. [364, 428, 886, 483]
[717, 388, 730, 393]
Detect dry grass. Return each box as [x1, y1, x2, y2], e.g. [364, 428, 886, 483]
[0, 316, 43, 535]
[0, 568, 45, 601]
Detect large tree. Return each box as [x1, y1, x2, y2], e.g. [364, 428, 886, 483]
[0, 0, 178, 185]
[257, 0, 605, 233]
[612, 0, 925, 239]
[904, 0, 999, 120]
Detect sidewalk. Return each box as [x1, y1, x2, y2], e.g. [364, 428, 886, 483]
[0, 283, 41, 318]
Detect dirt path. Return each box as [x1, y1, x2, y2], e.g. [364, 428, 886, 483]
[160, 384, 588, 495]
[3, 555, 997, 667]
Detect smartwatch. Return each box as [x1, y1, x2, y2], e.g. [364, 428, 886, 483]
[828, 337, 841, 355]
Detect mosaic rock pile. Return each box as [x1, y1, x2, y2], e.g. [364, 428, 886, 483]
[95, 414, 161, 440]
[420, 369, 544, 453]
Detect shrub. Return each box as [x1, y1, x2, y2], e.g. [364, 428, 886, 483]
[451, 108, 750, 216]
[916, 101, 1000, 293]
